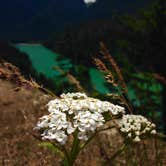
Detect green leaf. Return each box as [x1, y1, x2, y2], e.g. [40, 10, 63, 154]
[38, 142, 64, 157]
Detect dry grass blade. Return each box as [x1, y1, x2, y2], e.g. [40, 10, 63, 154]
[93, 58, 117, 87]
[0, 61, 57, 97]
[99, 42, 127, 93]
[0, 62, 40, 89]
[53, 66, 85, 92]
[93, 42, 133, 113]
[93, 58, 110, 73]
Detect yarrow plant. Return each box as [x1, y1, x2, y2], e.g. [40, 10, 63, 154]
[35, 92, 157, 165]
[118, 115, 156, 143]
[35, 92, 125, 165]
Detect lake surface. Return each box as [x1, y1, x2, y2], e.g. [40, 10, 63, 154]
[15, 43, 109, 94]
[15, 43, 63, 78]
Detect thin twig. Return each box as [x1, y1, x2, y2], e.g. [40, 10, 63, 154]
[80, 126, 116, 150]
[38, 87, 58, 98]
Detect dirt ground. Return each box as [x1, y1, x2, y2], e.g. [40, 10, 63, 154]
[0, 63, 166, 166]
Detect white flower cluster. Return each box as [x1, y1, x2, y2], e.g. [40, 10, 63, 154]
[59, 92, 125, 116]
[118, 115, 156, 142]
[60, 92, 87, 99]
[35, 92, 125, 145]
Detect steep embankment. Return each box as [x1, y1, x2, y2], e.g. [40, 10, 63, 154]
[0, 62, 116, 166]
[0, 62, 165, 165]
[0, 62, 58, 165]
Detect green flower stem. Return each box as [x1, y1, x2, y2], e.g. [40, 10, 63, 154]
[80, 126, 116, 151]
[63, 126, 116, 166]
[62, 157, 69, 166]
[66, 131, 81, 166]
[71, 131, 80, 164]
[51, 142, 65, 157]
[71, 137, 80, 165]
[62, 148, 71, 166]
[80, 133, 96, 150]
[50, 143, 70, 166]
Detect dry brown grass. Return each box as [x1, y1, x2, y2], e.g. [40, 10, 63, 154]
[99, 42, 127, 92]
[94, 42, 133, 113]
[53, 66, 84, 92]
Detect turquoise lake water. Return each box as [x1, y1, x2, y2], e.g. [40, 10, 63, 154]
[16, 44, 63, 78]
[89, 68, 110, 94]
[15, 44, 109, 94]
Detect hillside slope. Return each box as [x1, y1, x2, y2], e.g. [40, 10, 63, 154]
[0, 62, 165, 165]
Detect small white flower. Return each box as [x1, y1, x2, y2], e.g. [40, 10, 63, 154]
[55, 131, 68, 145]
[60, 92, 87, 99]
[133, 136, 141, 142]
[120, 128, 126, 132]
[128, 133, 132, 138]
[67, 122, 75, 134]
[151, 130, 157, 135]
[78, 132, 88, 141]
[74, 110, 105, 136]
